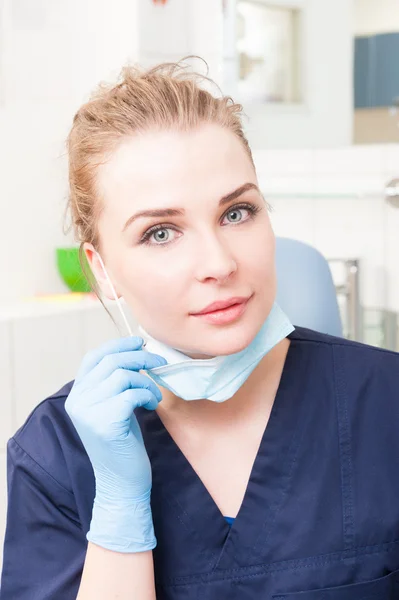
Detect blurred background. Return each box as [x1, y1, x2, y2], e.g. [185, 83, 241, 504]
[0, 0, 399, 560]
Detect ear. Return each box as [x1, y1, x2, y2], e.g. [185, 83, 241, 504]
[83, 243, 122, 301]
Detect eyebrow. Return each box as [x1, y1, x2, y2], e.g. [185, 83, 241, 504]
[122, 182, 260, 232]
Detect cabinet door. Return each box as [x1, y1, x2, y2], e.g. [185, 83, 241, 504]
[354, 36, 373, 108]
[355, 32, 399, 109]
[374, 32, 399, 108]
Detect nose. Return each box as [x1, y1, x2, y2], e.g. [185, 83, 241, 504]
[194, 233, 237, 284]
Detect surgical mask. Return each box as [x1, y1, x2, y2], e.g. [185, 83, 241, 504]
[95, 251, 294, 403]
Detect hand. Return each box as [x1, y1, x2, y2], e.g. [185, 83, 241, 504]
[65, 336, 167, 553]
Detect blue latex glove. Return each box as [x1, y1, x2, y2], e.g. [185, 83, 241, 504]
[65, 336, 167, 553]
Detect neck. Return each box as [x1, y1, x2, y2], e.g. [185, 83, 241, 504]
[156, 336, 291, 429]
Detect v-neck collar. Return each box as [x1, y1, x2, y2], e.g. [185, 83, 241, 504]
[136, 331, 308, 573]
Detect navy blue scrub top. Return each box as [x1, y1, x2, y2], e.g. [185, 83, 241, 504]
[2, 326, 399, 599]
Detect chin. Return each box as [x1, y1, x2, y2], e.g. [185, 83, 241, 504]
[185, 321, 263, 358]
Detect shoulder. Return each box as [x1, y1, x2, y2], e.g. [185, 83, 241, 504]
[9, 380, 90, 494]
[290, 326, 399, 409]
[290, 325, 399, 370]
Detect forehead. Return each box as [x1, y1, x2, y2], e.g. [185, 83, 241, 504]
[97, 124, 256, 217]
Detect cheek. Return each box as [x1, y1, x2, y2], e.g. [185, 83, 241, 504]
[241, 224, 275, 278]
[250, 254, 276, 294]
[118, 254, 187, 311]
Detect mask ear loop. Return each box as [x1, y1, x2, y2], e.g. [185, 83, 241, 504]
[94, 251, 135, 339]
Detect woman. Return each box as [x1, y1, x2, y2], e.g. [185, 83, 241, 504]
[1, 61, 399, 600]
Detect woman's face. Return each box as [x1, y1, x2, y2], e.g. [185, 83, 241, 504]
[86, 124, 276, 358]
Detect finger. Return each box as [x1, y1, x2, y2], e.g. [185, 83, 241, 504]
[116, 388, 160, 420]
[76, 336, 145, 380]
[129, 412, 145, 445]
[84, 350, 167, 387]
[97, 368, 163, 403]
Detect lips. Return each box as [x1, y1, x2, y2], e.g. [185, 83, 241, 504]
[191, 296, 251, 315]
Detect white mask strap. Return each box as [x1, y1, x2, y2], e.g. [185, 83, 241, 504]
[94, 251, 133, 337]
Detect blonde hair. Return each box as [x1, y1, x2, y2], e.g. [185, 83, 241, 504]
[66, 58, 254, 252]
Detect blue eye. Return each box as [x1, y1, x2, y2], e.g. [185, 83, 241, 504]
[222, 203, 261, 225]
[152, 228, 170, 243]
[139, 202, 261, 246]
[139, 225, 178, 246]
[225, 208, 245, 223]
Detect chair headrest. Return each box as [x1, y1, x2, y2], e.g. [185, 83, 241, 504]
[275, 237, 343, 337]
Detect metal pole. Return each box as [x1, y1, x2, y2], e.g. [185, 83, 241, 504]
[346, 259, 361, 341]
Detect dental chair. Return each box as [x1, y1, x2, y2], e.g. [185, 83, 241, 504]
[275, 237, 343, 337]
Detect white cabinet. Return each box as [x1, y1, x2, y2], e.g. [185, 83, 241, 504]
[0, 323, 13, 451]
[80, 304, 132, 354]
[0, 451, 7, 569]
[6, 300, 137, 432]
[80, 303, 141, 354]
[12, 311, 84, 431]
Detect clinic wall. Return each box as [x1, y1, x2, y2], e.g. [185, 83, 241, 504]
[354, 0, 399, 35]
[137, 0, 223, 80]
[241, 0, 354, 150]
[253, 144, 399, 314]
[0, 0, 140, 303]
[0, 0, 224, 304]
[0, 0, 378, 304]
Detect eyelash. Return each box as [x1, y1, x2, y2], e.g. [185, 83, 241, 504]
[138, 202, 262, 246]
